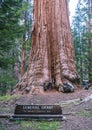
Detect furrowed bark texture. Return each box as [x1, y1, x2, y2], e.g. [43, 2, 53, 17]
[14, 0, 79, 94]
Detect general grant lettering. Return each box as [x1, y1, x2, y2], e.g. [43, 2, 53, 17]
[41, 105, 53, 110]
[23, 105, 39, 110]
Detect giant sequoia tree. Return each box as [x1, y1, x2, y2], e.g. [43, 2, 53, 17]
[14, 0, 79, 94]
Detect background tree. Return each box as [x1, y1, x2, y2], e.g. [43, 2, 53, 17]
[0, 0, 32, 95]
[72, 0, 92, 83]
[20, 0, 33, 78]
[0, 0, 23, 95]
[87, 0, 92, 82]
[14, 0, 79, 95]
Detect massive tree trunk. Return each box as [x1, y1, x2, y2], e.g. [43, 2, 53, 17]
[14, 0, 79, 94]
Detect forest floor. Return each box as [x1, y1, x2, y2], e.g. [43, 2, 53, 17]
[0, 88, 92, 130]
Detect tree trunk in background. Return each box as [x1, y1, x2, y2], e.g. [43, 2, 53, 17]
[20, 34, 26, 78]
[88, 0, 92, 82]
[14, 63, 20, 80]
[14, 0, 79, 94]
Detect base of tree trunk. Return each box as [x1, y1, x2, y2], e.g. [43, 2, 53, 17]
[12, 73, 80, 95]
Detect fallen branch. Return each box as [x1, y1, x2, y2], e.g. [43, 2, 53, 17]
[60, 98, 81, 106]
[60, 94, 92, 106]
[74, 94, 92, 106]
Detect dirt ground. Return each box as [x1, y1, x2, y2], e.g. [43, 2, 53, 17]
[0, 88, 92, 130]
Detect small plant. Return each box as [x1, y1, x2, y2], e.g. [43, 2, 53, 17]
[37, 121, 58, 130]
[17, 121, 59, 130]
[0, 124, 5, 130]
[77, 106, 92, 118]
[0, 95, 19, 102]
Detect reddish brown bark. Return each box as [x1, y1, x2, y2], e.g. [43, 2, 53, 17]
[20, 35, 26, 78]
[14, 0, 79, 95]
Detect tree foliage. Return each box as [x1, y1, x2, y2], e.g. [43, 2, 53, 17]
[0, 0, 32, 95]
[72, 0, 92, 82]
